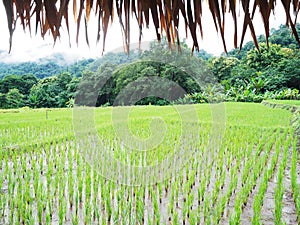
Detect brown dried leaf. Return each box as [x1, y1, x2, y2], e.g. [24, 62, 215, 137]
[150, 0, 160, 41]
[102, 0, 114, 53]
[73, 0, 78, 21]
[194, 0, 203, 38]
[187, 0, 199, 51]
[86, 0, 93, 22]
[229, 0, 237, 48]
[281, 0, 300, 44]
[84, 16, 90, 47]
[239, 0, 259, 51]
[257, 0, 270, 46]
[208, 0, 227, 53]
[2, 0, 300, 54]
[32, 0, 43, 35]
[44, 0, 59, 42]
[3, 0, 14, 53]
[76, 0, 85, 45]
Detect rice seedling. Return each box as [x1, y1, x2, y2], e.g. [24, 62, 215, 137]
[0, 103, 298, 224]
[291, 138, 300, 219]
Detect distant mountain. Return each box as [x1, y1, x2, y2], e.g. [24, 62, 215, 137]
[0, 53, 95, 79]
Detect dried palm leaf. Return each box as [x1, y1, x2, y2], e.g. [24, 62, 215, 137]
[2, 0, 300, 53]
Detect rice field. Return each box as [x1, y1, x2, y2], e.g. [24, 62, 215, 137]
[0, 102, 299, 225]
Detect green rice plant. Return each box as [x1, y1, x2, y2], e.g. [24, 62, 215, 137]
[68, 170, 74, 208]
[291, 139, 300, 219]
[19, 201, 26, 224]
[24, 180, 33, 205]
[84, 203, 92, 225]
[15, 187, 23, 222]
[252, 170, 269, 225]
[0, 103, 296, 225]
[212, 178, 221, 206]
[3, 150, 9, 176]
[147, 213, 153, 225]
[58, 193, 66, 225]
[7, 169, 13, 197]
[120, 200, 129, 225]
[46, 160, 53, 195]
[274, 187, 284, 225]
[198, 178, 206, 202]
[175, 182, 179, 207]
[85, 166, 92, 204]
[252, 197, 261, 225]
[9, 197, 15, 224]
[0, 193, 6, 219]
[106, 192, 112, 223]
[54, 163, 60, 195]
[33, 170, 39, 198]
[24, 203, 34, 225]
[136, 193, 145, 224]
[92, 169, 99, 202]
[47, 198, 53, 220]
[203, 196, 211, 225]
[189, 210, 197, 225]
[39, 154, 44, 175]
[45, 206, 51, 225]
[116, 189, 123, 211]
[233, 198, 242, 225]
[72, 212, 79, 225]
[229, 131, 279, 224]
[158, 183, 163, 204]
[274, 138, 289, 225]
[173, 210, 179, 225]
[14, 209, 20, 225]
[94, 203, 101, 224]
[113, 205, 120, 224]
[78, 176, 83, 204]
[154, 212, 160, 225]
[220, 168, 226, 190]
[75, 191, 79, 216]
[127, 198, 134, 225]
[153, 192, 160, 224]
[37, 198, 43, 225]
[168, 187, 175, 220]
[214, 194, 228, 224]
[0, 172, 3, 197]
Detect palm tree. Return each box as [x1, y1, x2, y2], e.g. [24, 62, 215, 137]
[2, 0, 300, 53]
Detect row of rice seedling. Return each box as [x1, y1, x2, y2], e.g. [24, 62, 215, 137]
[291, 136, 300, 220]
[251, 130, 287, 225]
[274, 133, 290, 224]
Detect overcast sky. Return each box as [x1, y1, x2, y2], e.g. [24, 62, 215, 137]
[0, 2, 292, 63]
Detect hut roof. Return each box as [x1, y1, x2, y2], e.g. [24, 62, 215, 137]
[2, 0, 300, 53]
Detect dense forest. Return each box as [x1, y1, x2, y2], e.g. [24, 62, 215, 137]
[0, 54, 94, 79]
[0, 24, 299, 109]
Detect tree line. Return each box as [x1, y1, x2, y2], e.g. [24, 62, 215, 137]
[0, 56, 94, 79]
[0, 24, 299, 109]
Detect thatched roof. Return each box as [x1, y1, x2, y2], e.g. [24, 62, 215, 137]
[2, 0, 300, 53]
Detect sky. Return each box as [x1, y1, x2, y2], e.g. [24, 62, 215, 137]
[0, 1, 293, 63]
